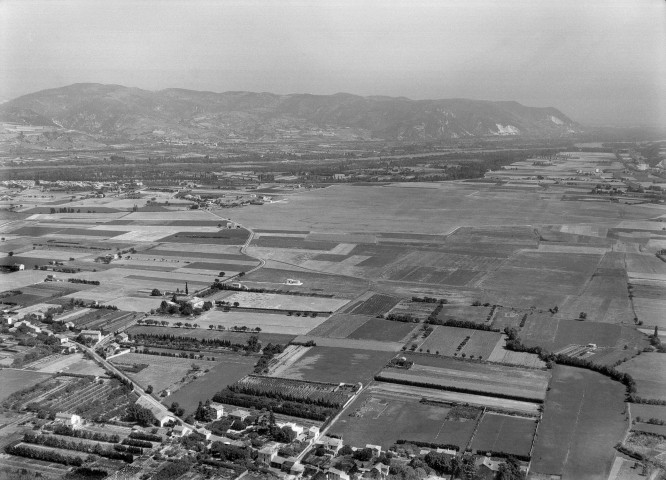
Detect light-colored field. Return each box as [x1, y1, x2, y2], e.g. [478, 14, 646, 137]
[104, 296, 162, 312]
[378, 362, 548, 401]
[487, 340, 546, 368]
[121, 211, 215, 221]
[633, 298, 666, 329]
[371, 381, 540, 415]
[418, 326, 502, 360]
[183, 310, 326, 335]
[306, 314, 372, 338]
[110, 352, 216, 392]
[617, 353, 666, 400]
[222, 291, 349, 312]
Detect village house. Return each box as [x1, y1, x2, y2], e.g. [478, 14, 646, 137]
[209, 402, 225, 419]
[315, 436, 343, 455]
[55, 412, 82, 426]
[173, 424, 192, 437]
[228, 409, 251, 422]
[258, 442, 281, 465]
[80, 329, 102, 343]
[328, 468, 350, 480]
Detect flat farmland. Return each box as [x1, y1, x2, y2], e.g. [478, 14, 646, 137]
[470, 413, 537, 457]
[327, 387, 477, 449]
[221, 291, 349, 312]
[292, 335, 405, 352]
[617, 354, 666, 400]
[127, 325, 295, 345]
[242, 266, 371, 298]
[160, 353, 256, 415]
[348, 294, 400, 316]
[487, 343, 546, 369]
[277, 346, 394, 384]
[387, 355, 550, 402]
[347, 318, 417, 342]
[157, 229, 250, 245]
[389, 300, 439, 321]
[520, 317, 647, 352]
[492, 307, 526, 330]
[630, 403, 666, 423]
[0, 370, 53, 401]
[418, 326, 502, 360]
[436, 305, 493, 325]
[110, 352, 217, 393]
[182, 261, 258, 271]
[529, 365, 628, 480]
[306, 314, 372, 338]
[190, 310, 326, 335]
[633, 297, 666, 329]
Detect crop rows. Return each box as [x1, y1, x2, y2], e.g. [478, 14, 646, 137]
[233, 375, 357, 407]
[376, 368, 546, 402]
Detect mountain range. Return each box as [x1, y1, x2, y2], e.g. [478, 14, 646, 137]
[0, 83, 580, 143]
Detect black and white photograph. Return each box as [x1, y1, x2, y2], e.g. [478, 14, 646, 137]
[0, 1, 664, 479]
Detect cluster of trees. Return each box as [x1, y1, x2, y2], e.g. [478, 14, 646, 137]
[213, 389, 335, 421]
[68, 279, 100, 285]
[129, 431, 161, 442]
[385, 313, 419, 323]
[169, 402, 185, 417]
[253, 343, 285, 374]
[130, 332, 249, 352]
[226, 382, 346, 408]
[49, 424, 119, 443]
[426, 317, 500, 332]
[114, 444, 143, 455]
[503, 327, 637, 395]
[22, 433, 133, 463]
[195, 400, 216, 422]
[209, 280, 333, 298]
[412, 296, 446, 304]
[6, 442, 85, 466]
[124, 404, 156, 427]
[151, 460, 192, 480]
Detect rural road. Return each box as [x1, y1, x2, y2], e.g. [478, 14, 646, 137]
[76, 341, 196, 430]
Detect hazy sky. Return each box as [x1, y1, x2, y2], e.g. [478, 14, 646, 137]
[1, 0, 664, 126]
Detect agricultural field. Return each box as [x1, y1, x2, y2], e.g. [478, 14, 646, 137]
[127, 324, 294, 345]
[348, 294, 400, 316]
[617, 353, 666, 400]
[0, 370, 53, 402]
[230, 375, 358, 406]
[381, 354, 550, 402]
[529, 365, 628, 480]
[277, 346, 395, 384]
[417, 326, 502, 360]
[327, 386, 479, 449]
[160, 353, 256, 415]
[110, 352, 217, 393]
[306, 313, 373, 338]
[347, 318, 417, 342]
[221, 291, 349, 312]
[469, 413, 537, 458]
[630, 403, 666, 423]
[183, 310, 326, 335]
[520, 317, 648, 353]
[436, 305, 494, 325]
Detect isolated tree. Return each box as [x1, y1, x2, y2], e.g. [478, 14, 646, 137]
[185, 282, 189, 295]
[219, 271, 225, 277]
[151, 288, 162, 296]
[579, 312, 587, 320]
[146, 385, 153, 394]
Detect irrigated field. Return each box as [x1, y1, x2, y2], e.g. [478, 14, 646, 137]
[529, 365, 628, 480]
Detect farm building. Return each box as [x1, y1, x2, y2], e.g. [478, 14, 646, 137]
[229, 409, 251, 421]
[155, 411, 176, 428]
[258, 442, 281, 464]
[315, 435, 343, 455]
[366, 444, 382, 457]
[328, 468, 350, 480]
[209, 402, 225, 419]
[55, 412, 82, 426]
[135, 397, 176, 427]
[277, 421, 304, 436]
[173, 424, 192, 437]
[80, 329, 103, 342]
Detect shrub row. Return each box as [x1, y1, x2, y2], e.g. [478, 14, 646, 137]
[395, 439, 459, 452]
[68, 279, 101, 285]
[6, 442, 85, 466]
